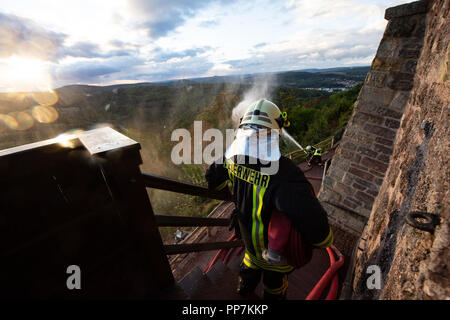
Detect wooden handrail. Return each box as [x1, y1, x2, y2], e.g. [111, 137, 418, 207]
[155, 215, 230, 227]
[142, 172, 231, 201]
[164, 240, 244, 255]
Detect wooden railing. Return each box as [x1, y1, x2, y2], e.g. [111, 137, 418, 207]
[142, 172, 243, 255]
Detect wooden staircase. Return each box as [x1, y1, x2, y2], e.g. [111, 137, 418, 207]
[162, 245, 350, 300]
[163, 252, 260, 300]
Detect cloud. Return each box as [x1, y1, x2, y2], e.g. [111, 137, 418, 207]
[224, 26, 381, 73]
[0, 9, 218, 87]
[54, 56, 145, 84]
[55, 63, 119, 83]
[0, 12, 135, 63]
[215, 0, 394, 74]
[286, 0, 385, 22]
[108, 39, 140, 50]
[60, 41, 132, 59]
[198, 20, 216, 28]
[253, 42, 268, 49]
[128, 0, 233, 39]
[53, 47, 216, 85]
[0, 12, 66, 60]
[126, 53, 214, 82]
[150, 46, 212, 63]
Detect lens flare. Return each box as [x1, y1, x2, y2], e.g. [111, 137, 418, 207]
[55, 129, 85, 148]
[32, 105, 59, 123]
[0, 114, 19, 130]
[0, 114, 17, 132]
[7, 112, 34, 130]
[0, 93, 29, 107]
[32, 90, 59, 106]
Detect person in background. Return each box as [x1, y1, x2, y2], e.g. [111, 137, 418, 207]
[305, 145, 323, 167]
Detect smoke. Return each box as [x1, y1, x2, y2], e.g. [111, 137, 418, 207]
[231, 74, 276, 127]
[230, 75, 307, 154]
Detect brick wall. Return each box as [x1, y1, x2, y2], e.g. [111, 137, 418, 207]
[319, 1, 429, 236]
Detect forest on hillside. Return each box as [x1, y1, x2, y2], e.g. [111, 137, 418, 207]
[276, 84, 362, 151]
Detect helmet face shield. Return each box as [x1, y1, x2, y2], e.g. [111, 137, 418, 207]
[225, 126, 281, 162]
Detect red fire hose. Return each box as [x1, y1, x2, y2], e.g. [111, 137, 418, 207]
[305, 176, 322, 180]
[204, 233, 236, 273]
[222, 244, 236, 265]
[305, 245, 344, 300]
[325, 246, 340, 300]
[229, 246, 244, 265]
[325, 252, 340, 300]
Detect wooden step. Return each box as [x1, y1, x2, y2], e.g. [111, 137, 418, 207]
[189, 274, 218, 300]
[160, 283, 190, 300]
[177, 266, 204, 298]
[190, 259, 260, 300]
[205, 260, 228, 284]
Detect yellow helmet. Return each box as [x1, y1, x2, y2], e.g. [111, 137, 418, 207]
[239, 99, 290, 130]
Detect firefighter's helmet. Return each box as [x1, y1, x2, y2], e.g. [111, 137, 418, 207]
[239, 99, 290, 131]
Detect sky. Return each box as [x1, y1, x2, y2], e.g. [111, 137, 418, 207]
[0, 0, 408, 92]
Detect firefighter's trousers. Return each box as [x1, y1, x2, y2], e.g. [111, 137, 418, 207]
[238, 262, 290, 300]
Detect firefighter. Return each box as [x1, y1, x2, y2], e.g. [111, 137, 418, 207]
[305, 145, 323, 167]
[205, 99, 333, 300]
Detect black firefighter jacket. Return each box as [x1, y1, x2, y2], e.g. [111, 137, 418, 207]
[205, 155, 333, 271]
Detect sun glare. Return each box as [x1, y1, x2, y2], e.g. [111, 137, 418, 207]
[0, 56, 52, 92]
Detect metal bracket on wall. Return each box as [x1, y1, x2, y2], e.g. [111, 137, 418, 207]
[405, 211, 440, 233]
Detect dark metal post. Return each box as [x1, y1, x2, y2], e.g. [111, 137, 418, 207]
[100, 147, 175, 291]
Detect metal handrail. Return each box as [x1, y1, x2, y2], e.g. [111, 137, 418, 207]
[154, 215, 230, 227]
[142, 172, 237, 255]
[142, 172, 231, 201]
[285, 135, 334, 160]
[322, 158, 331, 182]
[163, 240, 244, 255]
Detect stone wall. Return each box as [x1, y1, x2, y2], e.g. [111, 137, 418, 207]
[352, 0, 449, 299]
[319, 0, 430, 236]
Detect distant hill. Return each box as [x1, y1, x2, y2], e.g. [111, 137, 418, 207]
[50, 66, 369, 91]
[159, 66, 369, 89]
